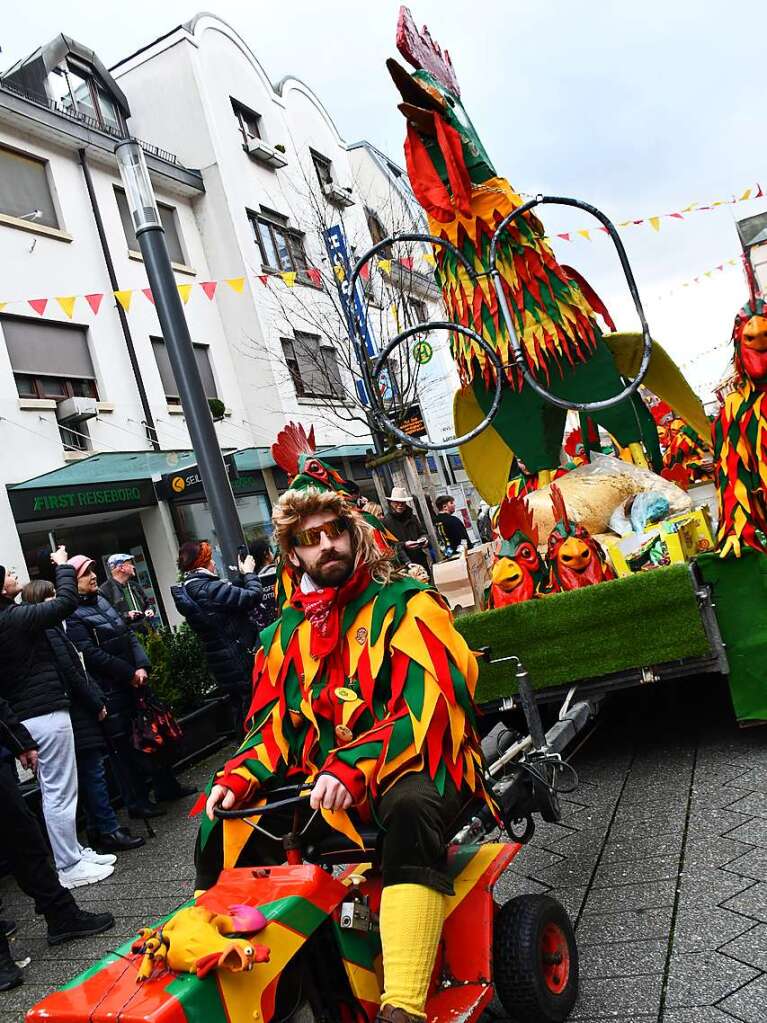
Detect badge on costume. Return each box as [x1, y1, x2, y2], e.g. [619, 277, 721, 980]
[355, 627, 368, 645]
[335, 687, 358, 703]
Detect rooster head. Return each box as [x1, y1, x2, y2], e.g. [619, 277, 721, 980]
[733, 298, 767, 386]
[488, 495, 546, 606]
[271, 422, 359, 499]
[547, 484, 615, 592]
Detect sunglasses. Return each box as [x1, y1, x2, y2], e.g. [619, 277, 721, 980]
[292, 517, 349, 548]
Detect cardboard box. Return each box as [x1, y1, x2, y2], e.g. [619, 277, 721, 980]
[607, 507, 715, 577]
[432, 542, 495, 610]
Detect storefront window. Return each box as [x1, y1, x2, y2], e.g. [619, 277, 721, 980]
[172, 492, 273, 576]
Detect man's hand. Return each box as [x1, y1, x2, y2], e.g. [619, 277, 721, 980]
[132, 668, 148, 687]
[206, 784, 237, 821]
[310, 774, 352, 812]
[127, 610, 143, 621]
[19, 749, 38, 774]
[239, 554, 256, 574]
[50, 546, 68, 566]
[144, 608, 155, 619]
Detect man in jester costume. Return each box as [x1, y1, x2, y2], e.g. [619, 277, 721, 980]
[198, 431, 489, 1023]
[714, 297, 767, 557]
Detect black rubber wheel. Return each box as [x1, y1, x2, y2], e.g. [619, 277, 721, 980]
[493, 894, 578, 1022]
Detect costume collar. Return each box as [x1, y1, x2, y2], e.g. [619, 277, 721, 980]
[289, 563, 371, 658]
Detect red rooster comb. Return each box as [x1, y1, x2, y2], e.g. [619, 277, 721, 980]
[497, 495, 539, 546]
[271, 422, 316, 478]
[396, 6, 460, 97]
[550, 484, 572, 531]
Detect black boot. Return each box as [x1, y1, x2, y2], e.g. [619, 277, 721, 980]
[46, 907, 115, 946]
[0, 932, 22, 992]
[95, 828, 145, 852]
[0, 919, 16, 938]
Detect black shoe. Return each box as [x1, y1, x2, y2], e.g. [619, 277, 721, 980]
[95, 828, 145, 852]
[128, 803, 167, 820]
[47, 908, 115, 946]
[156, 784, 197, 803]
[0, 935, 23, 991]
[0, 919, 16, 938]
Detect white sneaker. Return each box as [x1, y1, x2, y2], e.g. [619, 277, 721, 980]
[80, 846, 117, 866]
[57, 859, 114, 889]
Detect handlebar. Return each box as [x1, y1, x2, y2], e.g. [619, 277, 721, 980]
[212, 784, 311, 820]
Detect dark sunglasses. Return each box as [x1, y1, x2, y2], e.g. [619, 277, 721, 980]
[292, 517, 349, 548]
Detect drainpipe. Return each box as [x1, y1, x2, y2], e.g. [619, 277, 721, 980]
[78, 148, 160, 451]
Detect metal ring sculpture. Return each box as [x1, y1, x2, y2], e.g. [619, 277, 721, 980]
[489, 195, 654, 412]
[348, 233, 504, 452]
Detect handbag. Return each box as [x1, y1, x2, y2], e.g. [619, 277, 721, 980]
[131, 690, 183, 755]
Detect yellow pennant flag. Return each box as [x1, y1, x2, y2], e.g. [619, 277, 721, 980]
[727, 258, 738, 265]
[177, 284, 192, 304]
[577, 229, 591, 241]
[226, 277, 245, 293]
[282, 272, 297, 288]
[0, 302, 7, 312]
[739, 188, 752, 202]
[649, 217, 661, 232]
[378, 258, 392, 274]
[114, 290, 133, 312]
[424, 253, 437, 266]
[55, 296, 77, 319]
[390, 303, 400, 329]
[333, 263, 346, 283]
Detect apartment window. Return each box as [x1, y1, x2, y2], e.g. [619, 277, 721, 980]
[249, 210, 309, 276]
[0, 146, 59, 228]
[365, 207, 392, 259]
[231, 98, 262, 145]
[115, 188, 185, 266]
[49, 60, 125, 134]
[405, 298, 429, 325]
[311, 150, 334, 188]
[3, 317, 98, 401]
[281, 332, 344, 400]
[151, 337, 217, 404]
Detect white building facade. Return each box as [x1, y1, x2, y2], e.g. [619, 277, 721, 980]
[0, 16, 458, 619]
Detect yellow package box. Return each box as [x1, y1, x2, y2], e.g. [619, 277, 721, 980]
[608, 507, 715, 577]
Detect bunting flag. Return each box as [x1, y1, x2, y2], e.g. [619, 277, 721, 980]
[257, 275, 269, 286]
[29, 298, 48, 316]
[114, 290, 133, 312]
[0, 302, 6, 312]
[177, 284, 192, 304]
[282, 272, 297, 288]
[55, 296, 76, 319]
[85, 293, 103, 315]
[142, 288, 155, 305]
[226, 277, 245, 293]
[307, 268, 322, 286]
[200, 281, 217, 301]
[654, 257, 741, 301]
[378, 258, 392, 274]
[333, 263, 346, 282]
[359, 263, 371, 282]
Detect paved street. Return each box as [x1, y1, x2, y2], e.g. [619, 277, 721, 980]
[2, 675, 766, 1022]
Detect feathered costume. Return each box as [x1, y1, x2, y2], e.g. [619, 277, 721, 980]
[197, 423, 490, 866]
[714, 299, 767, 557]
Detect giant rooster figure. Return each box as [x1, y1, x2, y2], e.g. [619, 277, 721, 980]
[486, 495, 547, 608]
[714, 298, 767, 557]
[387, 6, 709, 503]
[547, 485, 616, 591]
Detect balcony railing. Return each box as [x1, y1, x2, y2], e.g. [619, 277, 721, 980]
[0, 78, 179, 166]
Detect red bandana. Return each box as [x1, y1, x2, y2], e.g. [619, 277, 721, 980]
[290, 564, 371, 658]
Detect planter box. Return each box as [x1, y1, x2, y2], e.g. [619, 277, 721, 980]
[172, 696, 233, 771]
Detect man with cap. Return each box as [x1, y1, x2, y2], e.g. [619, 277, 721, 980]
[100, 554, 156, 633]
[381, 486, 431, 575]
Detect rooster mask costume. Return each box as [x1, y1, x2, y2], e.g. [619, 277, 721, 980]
[487, 494, 547, 607]
[196, 426, 490, 1022]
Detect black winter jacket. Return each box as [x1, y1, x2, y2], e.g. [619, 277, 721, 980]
[99, 576, 153, 633]
[45, 626, 107, 754]
[0, 564, 78, 721]
[381, 507, 430, 572]
[171, 570, 262, 692]
[0, 696, 36, 757]
[66, 594, 150, 740]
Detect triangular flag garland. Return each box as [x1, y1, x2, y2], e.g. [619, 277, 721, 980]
[1, 179, 762, 316]
[654, 257, 741, 301]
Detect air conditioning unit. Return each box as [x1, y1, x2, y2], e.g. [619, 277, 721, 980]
[245, 137, 288, 168]
[322, 181, 355, 207]
[56, 397, 98, 424]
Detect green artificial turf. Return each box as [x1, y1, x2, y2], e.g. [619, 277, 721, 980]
[455, 564, 712, 701]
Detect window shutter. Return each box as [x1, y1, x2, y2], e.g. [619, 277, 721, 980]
[2, 318, 95, 378]
[151, 338, 217, 400]
[0, 147, 59, 228]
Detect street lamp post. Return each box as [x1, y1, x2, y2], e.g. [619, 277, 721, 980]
[115, 139, 245, 578]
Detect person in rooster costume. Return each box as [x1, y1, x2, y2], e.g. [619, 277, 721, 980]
[485, 495, 547, 607]
[546, 485, 616, 592]
[196, 424, 490, 1023]
[714, 298, 767, 558]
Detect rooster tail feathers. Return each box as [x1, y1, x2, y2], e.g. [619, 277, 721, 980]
[271, 422, 317, 478]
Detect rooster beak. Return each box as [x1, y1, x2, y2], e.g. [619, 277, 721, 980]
[742, 315, 767, 352]
[492, 558, 523, 591]
[387, 57, 444, 135]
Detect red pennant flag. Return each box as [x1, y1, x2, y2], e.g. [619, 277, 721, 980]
[85, 293, 104, 315]
[142, 288, 155, 305]
[29, 298, 48, 316]
[399, 257, 414, 270]
[200, 281, 217, 300]
[598, 226, 610, 233]
[669, 213, 684, 220]
[756, 184, 764, 198]
[359, 263, 371, 281]
[307, 268, 322, 286]
[632, 219, 644, 225]
[556, 232, 570, 241]
[716, 265, 724, 271]
[257, 275, 269, 286]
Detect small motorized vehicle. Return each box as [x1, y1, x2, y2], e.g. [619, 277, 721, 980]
[27, 651, 591, 1023]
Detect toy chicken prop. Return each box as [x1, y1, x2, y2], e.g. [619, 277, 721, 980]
[486, 495, 547, 607]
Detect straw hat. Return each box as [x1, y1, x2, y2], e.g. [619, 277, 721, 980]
[387, 486, 413, 503]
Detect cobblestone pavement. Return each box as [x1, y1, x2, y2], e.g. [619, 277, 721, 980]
[2, 676, 766, 1022]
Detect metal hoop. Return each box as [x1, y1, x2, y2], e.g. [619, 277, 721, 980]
[489, 195, 653, 413]
[370, 322, 504, 452]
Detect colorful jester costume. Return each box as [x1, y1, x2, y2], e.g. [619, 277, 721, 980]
[388, 6, 709, 503]
[486, 495, 547, 607]
[714, 299, 767, 557]
[546, 485, 616, 592]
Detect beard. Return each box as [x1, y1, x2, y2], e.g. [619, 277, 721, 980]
[305, 549, 355, 588]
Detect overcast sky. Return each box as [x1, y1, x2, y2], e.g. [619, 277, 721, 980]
[4, 1, 766, 400]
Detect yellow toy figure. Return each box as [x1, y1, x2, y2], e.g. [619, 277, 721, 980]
[133, 903, 269, 982]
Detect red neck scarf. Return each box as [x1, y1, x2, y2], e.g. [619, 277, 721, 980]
[290, 563, 371, 658]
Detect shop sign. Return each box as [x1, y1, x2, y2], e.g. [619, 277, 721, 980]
[398, 403, 427, 438]
[8, 480, 156, 522]
[156, 461, 265, 502]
